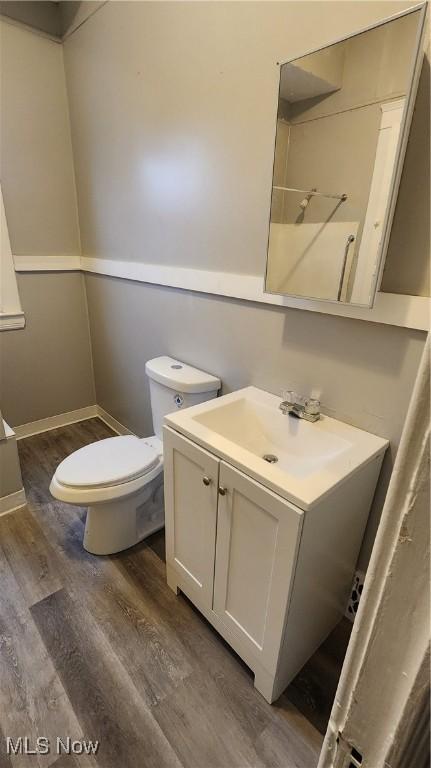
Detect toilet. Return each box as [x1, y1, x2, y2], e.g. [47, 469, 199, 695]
[50, 356, 221, 555]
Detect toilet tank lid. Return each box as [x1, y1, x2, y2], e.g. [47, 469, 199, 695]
[145, 356, 221, 394]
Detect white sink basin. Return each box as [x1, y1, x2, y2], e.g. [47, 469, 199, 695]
[164, 386, 388, 510]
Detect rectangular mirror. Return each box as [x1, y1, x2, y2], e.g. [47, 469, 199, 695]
[265, 6, 426, 307]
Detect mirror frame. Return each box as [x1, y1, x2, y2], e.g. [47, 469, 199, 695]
[264, 2, 428, 309]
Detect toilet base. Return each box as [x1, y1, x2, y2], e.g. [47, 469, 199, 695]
[83, 474, 164, 555]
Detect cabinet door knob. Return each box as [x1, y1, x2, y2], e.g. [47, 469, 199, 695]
[202, 476, 211, 486]
[218, 486, 227, 496]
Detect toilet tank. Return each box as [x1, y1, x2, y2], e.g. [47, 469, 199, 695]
[145, 356, 221, 439]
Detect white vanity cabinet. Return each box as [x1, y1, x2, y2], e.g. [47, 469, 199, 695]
[163, 423, 382, 703]
[212, 461, 301, 676]
[163, 429, 221, 607]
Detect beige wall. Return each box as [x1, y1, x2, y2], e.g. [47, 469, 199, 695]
[0, 19, 80, 255]
[0, 20, 95, 426]
[0, 273, 95, 426]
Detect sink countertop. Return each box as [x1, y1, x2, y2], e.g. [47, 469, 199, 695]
[164, 386, 389, 511]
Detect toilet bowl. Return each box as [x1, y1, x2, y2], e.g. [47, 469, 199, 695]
[50, 357, 221, 555]
[50, 435, 164, 555]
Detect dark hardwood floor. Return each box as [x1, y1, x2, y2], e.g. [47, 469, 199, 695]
[0, 418, 350, 768]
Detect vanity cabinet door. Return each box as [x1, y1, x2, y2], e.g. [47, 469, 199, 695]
[213, 461, 302, 672]
[163, 427, 219, 609]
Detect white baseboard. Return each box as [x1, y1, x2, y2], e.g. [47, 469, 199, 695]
[0, 488, 26, 517]
[96, 406, 133, 436]
[14, 405, 134, 440]
[14, 406, 99, 439]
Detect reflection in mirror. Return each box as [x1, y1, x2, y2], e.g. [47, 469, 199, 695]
[265, 9, 424, 307]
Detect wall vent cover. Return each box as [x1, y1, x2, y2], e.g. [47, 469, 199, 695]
[345, 569, 365, 622]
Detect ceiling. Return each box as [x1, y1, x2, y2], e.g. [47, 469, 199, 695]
[0, 1, 88, 39]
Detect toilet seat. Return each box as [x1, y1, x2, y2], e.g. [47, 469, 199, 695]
[50, 435, 163, 505]
[56, 436, 160, 489]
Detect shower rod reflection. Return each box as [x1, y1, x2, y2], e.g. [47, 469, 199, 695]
[273, 186, 347, 201]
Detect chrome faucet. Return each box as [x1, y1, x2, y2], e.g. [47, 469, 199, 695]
[279, 390, 321, 422]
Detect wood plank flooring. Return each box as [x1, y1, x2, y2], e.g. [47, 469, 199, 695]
[0, 418, 350, 768]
